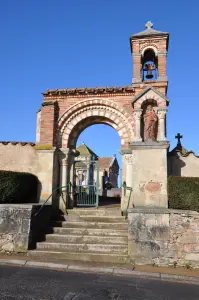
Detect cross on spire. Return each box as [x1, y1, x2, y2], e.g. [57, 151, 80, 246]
[175, 133, 183, 145]
[145, 21, 153, 30]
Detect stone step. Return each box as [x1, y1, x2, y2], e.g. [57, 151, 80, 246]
[79, 216, 126, 223]
[67, 209, 122, 217]
[28, 250, 130, 264]
[45, 234, 128, 244]
[52, 227, 128, 237]
[36, 242, 128, 254]
[52, 221, 128, 230]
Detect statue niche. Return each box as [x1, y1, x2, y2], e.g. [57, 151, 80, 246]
[142, 104, 158, 141]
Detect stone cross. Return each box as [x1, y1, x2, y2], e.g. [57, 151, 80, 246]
[145, 21, 153, 29]
[175, 133, 183, 145]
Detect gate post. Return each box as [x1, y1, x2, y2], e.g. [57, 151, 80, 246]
[120, 148, 133, 214]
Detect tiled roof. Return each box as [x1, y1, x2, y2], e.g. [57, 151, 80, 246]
[76, 144, 98, 158]
[42, 86, 135, 97]
[98, 157, 113, 169]
[0, 141, 35, 146]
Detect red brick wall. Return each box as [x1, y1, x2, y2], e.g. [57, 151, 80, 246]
[39, 103, 57, 145]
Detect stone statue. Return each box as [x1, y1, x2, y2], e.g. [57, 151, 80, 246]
[143, 105, 157, 141]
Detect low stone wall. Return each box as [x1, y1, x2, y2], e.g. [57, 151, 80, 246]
[0, 142, 37, 175]
[0, 142, 59, 201]
[0, 204, 53, 253]
[128, 208, 199, 268]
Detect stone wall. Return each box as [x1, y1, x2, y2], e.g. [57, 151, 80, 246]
[128, 208, 199, 268]
[0, 204, 52, 253]
[0, 143, 60, 202]
[168, 152, 199, 177]
[0, 142, 37, 175]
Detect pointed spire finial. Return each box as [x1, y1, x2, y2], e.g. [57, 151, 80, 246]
[145, 21, 154, 29]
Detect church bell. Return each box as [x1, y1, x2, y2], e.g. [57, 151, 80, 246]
[146, 70, 153, 79]
[144, 63, 155, 79]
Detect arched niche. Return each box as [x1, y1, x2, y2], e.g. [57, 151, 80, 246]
[141, 99, 158, 141]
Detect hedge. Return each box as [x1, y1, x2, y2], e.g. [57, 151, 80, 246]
[168, 176, 199, 212]
[0, 170, 39, 204]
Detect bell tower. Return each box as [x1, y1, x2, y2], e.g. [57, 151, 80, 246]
[130, 21, 169, 96]
[127, 22, 170, 209]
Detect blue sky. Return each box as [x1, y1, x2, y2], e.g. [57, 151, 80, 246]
[1, 0, 199, 169]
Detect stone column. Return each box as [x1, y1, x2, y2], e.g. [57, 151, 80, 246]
[157, 108, 167, 142]
[59, 149, 70, 186]
[134, 109, 143, 142]
[58, 149, 70, 212]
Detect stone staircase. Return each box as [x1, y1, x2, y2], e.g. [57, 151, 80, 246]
[28, 208, 129, 264]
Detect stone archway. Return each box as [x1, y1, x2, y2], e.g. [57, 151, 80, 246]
[57, 98, 135, 210]
[58, 98, 135, 148]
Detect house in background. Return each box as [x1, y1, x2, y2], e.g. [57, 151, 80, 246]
[98, 156, 119, 190]
[74, 143, 119, 193]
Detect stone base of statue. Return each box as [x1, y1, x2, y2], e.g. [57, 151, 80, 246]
[129, 141, 170, 208]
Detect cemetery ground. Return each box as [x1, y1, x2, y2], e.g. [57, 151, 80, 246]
[0, 264, 199, 300]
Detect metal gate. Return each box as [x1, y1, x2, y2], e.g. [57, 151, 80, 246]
[75, 159, 99, 207]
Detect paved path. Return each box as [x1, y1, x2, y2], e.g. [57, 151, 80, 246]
[0, 265, 199, 299]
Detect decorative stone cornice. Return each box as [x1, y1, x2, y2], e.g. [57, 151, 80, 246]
[0, 141, 35, 147]
[34, 144, 54, 150]
[130, 141, 170, 150]
[119, 148, 132, 155]
[132, 53, 141, 57]
[42, 101, 57, 107]
[157, 76, 168, 81]
[42, 86, 135, 97]
[158, 52, 167, 56]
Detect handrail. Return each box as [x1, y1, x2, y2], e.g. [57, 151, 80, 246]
[122, 182, 133, 219]
[34, 183, 71, 217]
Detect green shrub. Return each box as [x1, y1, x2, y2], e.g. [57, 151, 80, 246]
[168, 176, 199, 212]
[0, 170, 39, 204]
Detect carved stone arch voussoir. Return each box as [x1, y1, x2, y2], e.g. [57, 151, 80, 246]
[59, 98, 135, 148]
[141, 44, 159, 57]
[58, 98, 129, 128]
